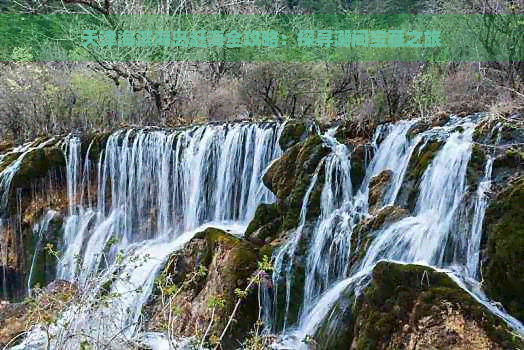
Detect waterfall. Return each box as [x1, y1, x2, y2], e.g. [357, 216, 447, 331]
[268, 158, 324, 331]
[27, 209, 59, 297]
[11, 122, 283, 349]
[3, 114, 524, 349]
[265, 119, 421, 332]
[270, 115, 524, 348]
[0, 138, 57, 209]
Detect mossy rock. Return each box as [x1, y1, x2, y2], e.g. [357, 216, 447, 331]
[0, 141, 13, 154]
[263, 134, 330, 230]
[25, 214, 64, 292]
[406, 120, 431, 139]
[334, 118, 377, 145]
[0, 152, 20, 174]
[395, 138, 444, 212]
[466, 143, 488, 192]
[349, 206, 408, 272]
[349, 142, 374, 193]
[11, 146, 66, 190]
[145, 227, 259, 348]
[245, 203, 280, 245]
[482, 176, 524, 323]
[278, 119, 311, 151]
[80, 131, 112, 162]
[368, 170, 393, 212]
[320, 262, 524, 350]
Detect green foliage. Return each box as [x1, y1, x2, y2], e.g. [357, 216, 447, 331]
[11, 47, 33, 61]
[207, 295, 226, 309]
[44, 243, 60, 258]
[258, 255, 273, 272]
[409, 64, 445, 117]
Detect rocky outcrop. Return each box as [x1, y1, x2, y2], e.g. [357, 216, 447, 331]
[349, 206, 409, 272]
[368, 170, 393, 213]
[482, 176, 524, 323]
[0, 139, 67, 300]
[278, 119, 314, 151]
[245, 203, 280, 246]
[144, 227, 261, 348]
[316, 262, 524, 350]
[0, 132, 111, 300]
[263, 134, 330, 231]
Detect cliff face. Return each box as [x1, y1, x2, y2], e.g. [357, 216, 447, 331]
[0, 114, 523, 349]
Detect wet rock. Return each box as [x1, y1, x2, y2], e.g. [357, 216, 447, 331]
[27, 213, 64, 291]
[245, 203, 280, 245]
[144, 227, 259, 348]
[396, 139, 444, 213]
[466, 143, 488, 192]
[349, 206, 408, 271]
[0, 301, 28, 347]
[316, 262, 524, 350]
[11, 145, 65, 191]
[80, 131, 112, 162]
[334, 118, 377, 145]
[278, 119, 313, 151]
[482, 176, 524, 322]
[368, 170, 393, 213]
[263, 134, 330, 230]
[431, 111, 450, 127]
[348, 140, 374, 193]
[0, 267, 26, 301]
[0, 141, 13, 153]
[407, 120, 431, 139]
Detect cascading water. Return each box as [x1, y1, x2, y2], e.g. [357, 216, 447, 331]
[3, 114, 524, 349]
[10, 122, 283, 349]
[0, 138, 57, 209]
[268, 115, 524, 349]
[27, 209, 59, 297]
[265, 119, 421, 335]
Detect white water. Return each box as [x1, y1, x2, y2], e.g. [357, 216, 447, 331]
[270, 115, 524, 348]
[27, 209, 59, 297]
[3, 116, 524, 349]
[0, 138, 57, 209]
[10, 122, 283, 349]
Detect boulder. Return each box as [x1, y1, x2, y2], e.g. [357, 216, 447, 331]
[482, 176, 524, 322]
[368, 170, 393, 213]
[144, 227, 260, 348]
[315, 262, 524, 350]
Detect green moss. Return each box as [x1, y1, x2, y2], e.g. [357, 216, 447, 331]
[406, 120, 431, 140]
[349, 207, 409, 272]
[396, 139, 444, 212]
[279, 120, 309, 151]
[466, 143, 487, 191]
[482, 176, 524, 323]
[0, 152, 20, 174]
[25, 215, 63, 290]
[245, 203, 280, 244]
[81, 131, 112, 162]
[264, 134, 330, 231]
[12, 146, 66, 190]
[149, 227, 260, 346]
[352, 262, 524, 350]
[407, 140, 443, 181]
